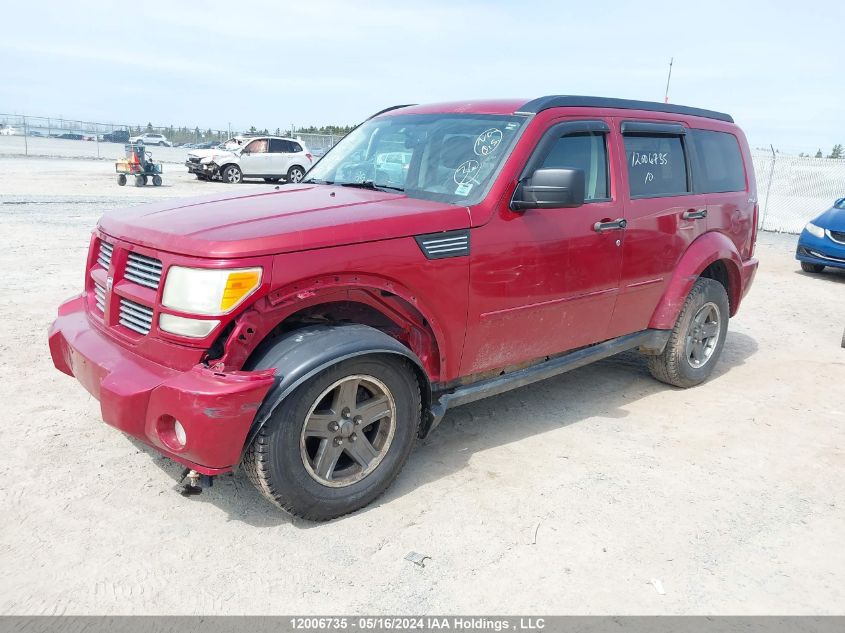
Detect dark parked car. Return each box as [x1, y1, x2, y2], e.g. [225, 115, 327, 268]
[796, 198, 845, 273]
[102, 130, 130, 143]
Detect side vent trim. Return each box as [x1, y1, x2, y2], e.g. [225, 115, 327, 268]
[415, 229, 470, 260]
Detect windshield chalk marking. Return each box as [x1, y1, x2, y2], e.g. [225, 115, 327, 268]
[454, 159, 481, 186]
[474, 128, 503, 157]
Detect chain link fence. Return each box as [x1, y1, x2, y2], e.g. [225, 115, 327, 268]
[751, 150, 845, 234]
[0, 113, 343, 158]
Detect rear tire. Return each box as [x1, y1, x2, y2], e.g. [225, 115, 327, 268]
[287, 165, 305, 183]
[244, 356, 421, 520]
[221, 164, 242, 184]
[134, 175, 145, 187]
[801, 262, 825, 273]
[152, 175, 162, 186]
[646, 277, 729, 388]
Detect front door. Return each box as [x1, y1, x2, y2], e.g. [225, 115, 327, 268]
[238, 138, 271, 175]
[460, 119, 626, 377]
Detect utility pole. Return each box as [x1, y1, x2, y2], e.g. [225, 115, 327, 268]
[664, 57, 674, 103]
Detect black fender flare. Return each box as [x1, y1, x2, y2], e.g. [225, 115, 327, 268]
[240, 324, 432, 460]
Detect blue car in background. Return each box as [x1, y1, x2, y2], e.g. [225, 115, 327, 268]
[796, 197, 845, 273]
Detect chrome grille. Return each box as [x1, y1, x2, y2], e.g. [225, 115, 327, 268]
[119, 298, 153, 335]
[93, 282, 106, 314]
[125, 252, 163, 289]
[829, 230, 845, 245]
[97, 240, 113, 269]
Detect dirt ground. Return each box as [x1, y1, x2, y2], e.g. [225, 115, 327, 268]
[0, 155, 843, 615]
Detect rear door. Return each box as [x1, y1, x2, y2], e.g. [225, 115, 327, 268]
[607, 120, 706, 338]
[269, 138, 293, 176]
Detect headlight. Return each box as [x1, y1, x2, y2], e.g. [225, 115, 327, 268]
[162, 266, 262, 315]
[805, 222, 825, 239]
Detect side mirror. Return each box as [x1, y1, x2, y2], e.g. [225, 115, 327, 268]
[835, 197, 845, 208]
[511, 168, 585, 211]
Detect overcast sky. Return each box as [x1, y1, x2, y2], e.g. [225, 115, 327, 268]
[2, 0, 842, 154]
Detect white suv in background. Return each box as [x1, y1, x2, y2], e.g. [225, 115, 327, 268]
[129, 132, 172, 146]
[201, 136, 313, 184]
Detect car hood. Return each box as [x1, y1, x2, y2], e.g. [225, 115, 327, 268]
[815, 205, 845, 230]
[98, 184, 471, 258]
[188, 148, 233, 160]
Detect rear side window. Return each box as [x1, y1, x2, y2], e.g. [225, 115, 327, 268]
[269, 138, 289, 153]
[291, 142, 303, 153]
[540, 132, 609, 201]
[691, 130, 746, 193]
[623, 135, 688, 197]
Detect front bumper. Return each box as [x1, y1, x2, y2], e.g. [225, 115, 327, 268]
[48, 295, 276, 474]
[796, 230, 845, 270]
[184, 160, 218, 176]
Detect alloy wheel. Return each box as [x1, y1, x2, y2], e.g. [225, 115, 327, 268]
[685, 301, 721, 368]
[300, 375, 396, 487]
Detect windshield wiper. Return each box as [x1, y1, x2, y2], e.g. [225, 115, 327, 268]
[341, 181, 404, 193]
[302, 178, 333, 185]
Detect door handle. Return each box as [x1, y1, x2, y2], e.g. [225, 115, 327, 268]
[683, 208, 708, 220]
[593, 218, 627, 233]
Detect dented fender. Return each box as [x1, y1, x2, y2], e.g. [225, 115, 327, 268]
[241, 324, 432, 458]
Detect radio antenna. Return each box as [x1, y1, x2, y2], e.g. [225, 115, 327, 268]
[664, 57, 674, 103]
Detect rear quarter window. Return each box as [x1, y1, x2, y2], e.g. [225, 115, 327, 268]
[691, 129, 746, 193]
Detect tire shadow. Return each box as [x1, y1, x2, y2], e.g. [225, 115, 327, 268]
[795, 266, 845, 284]
[126, 331, 758, 527]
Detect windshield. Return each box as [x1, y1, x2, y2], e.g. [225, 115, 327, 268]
[304, 113, 526, 205]
[219, 138, 245, 151]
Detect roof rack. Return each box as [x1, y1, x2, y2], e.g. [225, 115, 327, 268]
[517, 96, 733, 123]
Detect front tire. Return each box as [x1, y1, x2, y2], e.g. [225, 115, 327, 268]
[117, 174, 127, 186]
[801, 262, 825, 273]
[646, 277, 729, 388]
[244, 356, 421, 520]
[221, 164, 242, 184]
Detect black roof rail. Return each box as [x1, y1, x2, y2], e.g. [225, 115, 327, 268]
[516, 96, 734, 123]
[368, 104, 416, 119]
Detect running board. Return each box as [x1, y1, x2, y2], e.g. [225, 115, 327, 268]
[428, 329, 670, 431]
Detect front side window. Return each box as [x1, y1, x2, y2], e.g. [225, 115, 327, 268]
[540, 132, 609, 201]
[304, 113, 526, 205]
[690, 129, 746, 193]
[624, 134, 688, 197]
[246, 139, 268, 154]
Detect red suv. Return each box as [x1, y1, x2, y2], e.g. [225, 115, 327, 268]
[49, 96, 758, 520]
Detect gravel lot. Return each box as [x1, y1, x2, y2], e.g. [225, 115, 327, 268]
[0, 156, 843, 615]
